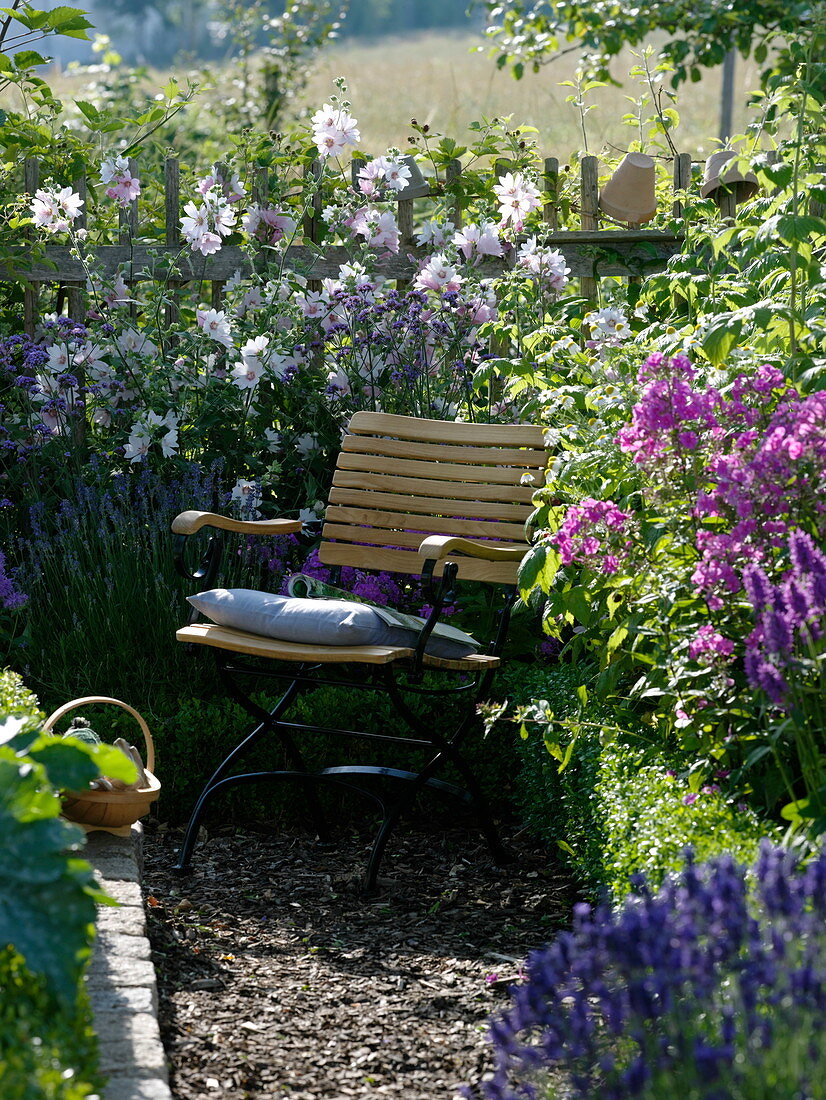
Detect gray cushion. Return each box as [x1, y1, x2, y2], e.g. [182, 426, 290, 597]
[186, 589, 479, 659]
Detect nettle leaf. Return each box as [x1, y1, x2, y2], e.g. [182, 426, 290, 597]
[775, 214, 826, 245]
[0, 758, 98, 1001]
[701, 316, 743, 366]
[759, 160, 793, 190]
[74, 99, 101, 125]
[518, 543, 560, 598]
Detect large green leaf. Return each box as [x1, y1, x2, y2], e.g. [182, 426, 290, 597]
[31, 736, 136, 791]
[0, 759, 98, 1002]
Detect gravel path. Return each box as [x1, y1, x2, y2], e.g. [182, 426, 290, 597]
[142, 818, 572, 1099]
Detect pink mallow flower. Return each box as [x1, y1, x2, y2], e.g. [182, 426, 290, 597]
[493, 171, 541, 229]
[101, 155, 141, 206]
[414, 254, 462, 294]
[311, 103, 360, 158]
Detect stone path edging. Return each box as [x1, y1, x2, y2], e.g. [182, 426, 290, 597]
[84, 825, 173, 1100]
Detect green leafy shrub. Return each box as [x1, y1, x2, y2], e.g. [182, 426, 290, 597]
[596, 743, 777, 900]
[0, 668, 135, 1099]
[501, 664, 774, 899]
[0, 949, 100, 1100]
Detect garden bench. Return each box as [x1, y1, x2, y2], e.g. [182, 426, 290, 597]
[171, 411, 547, 890]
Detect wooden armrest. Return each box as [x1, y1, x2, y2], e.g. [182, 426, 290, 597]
[417, 535, 527, 563]
[171, 510, 303, 537]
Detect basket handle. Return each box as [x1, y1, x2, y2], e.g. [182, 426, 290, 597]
[42, 696, 155, 774]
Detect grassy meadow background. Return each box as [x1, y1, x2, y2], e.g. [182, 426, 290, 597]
[54, 29, 768, 163]
[291, 31, 764, 158]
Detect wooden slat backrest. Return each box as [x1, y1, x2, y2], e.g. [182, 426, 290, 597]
[319, 412, 547, 584]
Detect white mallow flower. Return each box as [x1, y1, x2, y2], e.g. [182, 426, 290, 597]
[100, 155, 130, 185]
[196, 308, 233, 348]
[46, 344, 70, 372]
[231, 357, 265, 389]
[326, 367, 350, 394]
[382, 158, 412, 191]
[124, 423, 152, 463]
[180, 200, 209, 241]
[263, 428, 281, 451]
[225, 268, 245, 292]
[160, 425, 179, 458]
[416, 218, 454, 249]
[295, 432, 321, 457]
[230, 478, 262, 517]
[240, 286, 265, 316]
[239, 335, 271, 362]
[73, 343, 107, 371]
[267, 353, 293, 381]
[298, 501, 325, 525]
[117, 329, 158, 358]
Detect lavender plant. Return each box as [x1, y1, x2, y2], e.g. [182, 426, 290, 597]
[474, 841, 826, 1100]
[10, 460, 227, 706]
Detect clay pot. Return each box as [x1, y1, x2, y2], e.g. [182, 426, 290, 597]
[700, 150, 759, 206]
[396, 155, 429, 199]
[598, 152, 657, 225]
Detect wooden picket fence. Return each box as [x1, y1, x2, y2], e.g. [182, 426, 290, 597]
[3, 150, 717, 334]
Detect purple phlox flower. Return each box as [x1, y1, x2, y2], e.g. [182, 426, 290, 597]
[748, 658, 789, 706]
[688, 624, 735, 664]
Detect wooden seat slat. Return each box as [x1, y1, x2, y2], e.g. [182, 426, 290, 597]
[177, 624, 500, 670]
[340, 435, 548, 467]
[177, 623, 414, 664]
[331, 470, 536, 504]
[327, 487, 533, 521]
[336, 451, 543, 486]
[322, 505, 530, 541]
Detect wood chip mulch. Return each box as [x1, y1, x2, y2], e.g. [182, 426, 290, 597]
[142, 816, 574, 1100]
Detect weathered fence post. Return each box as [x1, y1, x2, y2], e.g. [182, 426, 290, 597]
[66, 172, 87, 322]
[542, 157, 559, 231]
[24, 157, 39, 336]
[165, 156, 181, 331]
[672, 152, 693, 218]
[579, 155, 599, 305]
[119, 157, 139, 320]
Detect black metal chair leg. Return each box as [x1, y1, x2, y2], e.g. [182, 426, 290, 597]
[174, 675, 327, 874]
[363, 753, 445, 892]
[217, 662, 331, 843]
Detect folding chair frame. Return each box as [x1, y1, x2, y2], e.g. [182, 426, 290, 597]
[170, 413, 546, 890]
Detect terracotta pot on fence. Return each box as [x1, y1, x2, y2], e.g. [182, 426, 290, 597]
[700, 150, 760, 206]
[598, 152, 658, 225]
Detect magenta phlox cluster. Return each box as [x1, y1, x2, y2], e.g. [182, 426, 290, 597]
[688, 623, 735, 665]
[612, 356, 826, 613]
[692, 521, 758, 608]
[742, 531, 826, 708]
[702, 389, 826, 530]
[617, 353, 723, 465]
[551, 497, 629, 575]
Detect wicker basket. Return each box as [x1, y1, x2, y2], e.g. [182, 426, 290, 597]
[43, 696, 161, 835]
